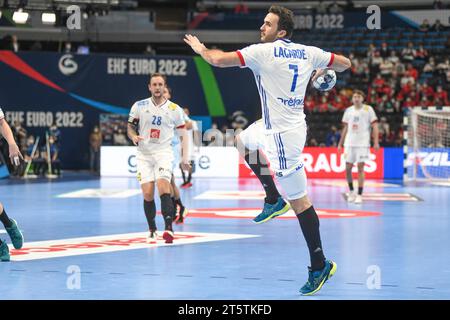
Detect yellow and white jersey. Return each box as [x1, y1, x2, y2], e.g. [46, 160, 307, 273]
[129, 98, 185, 155]
[237, 39, 334, 134]
[342, 104, 378, 147]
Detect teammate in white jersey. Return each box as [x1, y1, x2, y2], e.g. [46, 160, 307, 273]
[163, 85, 189, 224]
[127, 73, 190, 244]
[0, 107, 25, 262]
[179, 107, 200, 189]
[338, 90, 379, 204]
[185, 5, 351, 295]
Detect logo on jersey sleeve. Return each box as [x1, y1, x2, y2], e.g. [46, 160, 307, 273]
[168, 103, 178, 111]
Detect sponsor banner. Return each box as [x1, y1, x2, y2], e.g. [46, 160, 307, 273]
[239, 147, 384, 179]
[101, 146, 239, 178]
[185, 208, 381, 220]
[405, 148, 450, 180]
[311, 180, 401, 188]
[342, 193, 422, 202]
[102, 146, 405, 179]
[10, 231, 259, 261]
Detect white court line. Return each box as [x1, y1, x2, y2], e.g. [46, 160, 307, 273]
[57, 189, 141, 198]
[9, 231, 260, 261]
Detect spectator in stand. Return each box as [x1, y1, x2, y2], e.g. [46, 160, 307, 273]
[419, 96, 432, 108]
[328, 1, 343, 13]
[423, 57, 436, 74]
[403, 97, 416, 108]
[332, 96, 346, 111]
[234, 1, 249, 14]
[434, 85, 449, 105]
[367, 43, 378, 60]
[431, 19, 446, 32]
[379, 95, 395, 113]
[436, 58, 450, 73]
[433, 0, 445, 9]
[401, 42, 416, 62]
[370, 50, 383, 72]
[414, 45, 429, 64]
[421, 82, 435, 100]
[435, 98, 445, 107]
[325, 125, 341, 147]
[316, 0, 328, 14]
[379, 58, 394, 78]
[388, 50, 399, 65]
[316, 96, 332, 112]
[373, 74, 385, 92]
[378, 117, 391, 146]
[380, 42, 390, 58]
[113, 128, 128, 146]
[64, 42, 72, 53]
[308, 138, 319, 147]
[419, 19, 431, 32]
[305, 96, 315, 112]
[405, 63, 419, 81]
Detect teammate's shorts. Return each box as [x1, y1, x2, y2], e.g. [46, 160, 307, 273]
[238, 119, 265, 151]
[344, 146, 370, 164]
[136, 150, 174, 184]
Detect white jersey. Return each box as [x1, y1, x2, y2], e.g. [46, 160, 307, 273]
[342, 104, 378, 147]
[0, 107, 4, 119]
[237, 38, 334, 134]
[129, 98, 185, 155]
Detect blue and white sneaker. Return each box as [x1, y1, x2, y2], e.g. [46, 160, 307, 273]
[253, 196, 290, 224]
[0, 240, 10, 262]
[6, 219, 24, 250]
[299, 260, 337, 296]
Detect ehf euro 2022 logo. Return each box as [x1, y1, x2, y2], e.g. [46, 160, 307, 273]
[58, 54, 78, 76]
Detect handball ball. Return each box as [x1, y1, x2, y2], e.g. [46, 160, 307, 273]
[312, 69, 337, 92]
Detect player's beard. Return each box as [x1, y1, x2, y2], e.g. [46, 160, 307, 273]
[261, 31, 278, 43]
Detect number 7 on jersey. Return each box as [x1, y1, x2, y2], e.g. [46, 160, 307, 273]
[289, 64, 298, 92]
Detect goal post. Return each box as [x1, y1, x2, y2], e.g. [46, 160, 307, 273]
[403, 106, 450, 181]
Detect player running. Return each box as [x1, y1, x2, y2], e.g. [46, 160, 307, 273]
[185, 5, 351, 295]
[0, 107, 25, 262]
[127, 74, 190, 244]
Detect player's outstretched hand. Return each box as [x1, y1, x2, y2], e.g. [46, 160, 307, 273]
[9, 144, 23, 166]
[132, 135, 144, 146]
[181, 161, 191, 171]
[311, 69, 325, 83]
[184, 34, 206, 55]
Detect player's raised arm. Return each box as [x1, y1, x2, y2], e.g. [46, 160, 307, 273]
[0, 117, 23, 165]
[184, 34, 241, 68]
[329, 54, 352, 72]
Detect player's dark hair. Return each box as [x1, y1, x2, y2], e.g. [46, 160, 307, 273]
[269, 5, 294, 39]
[149, 73, 167, 84]
[353, 89, 366, 99]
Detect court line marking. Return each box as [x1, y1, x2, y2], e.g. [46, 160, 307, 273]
[9, 231, 260, 261]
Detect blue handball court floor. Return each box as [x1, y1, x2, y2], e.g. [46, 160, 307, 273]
[1, 174, 450, 300]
